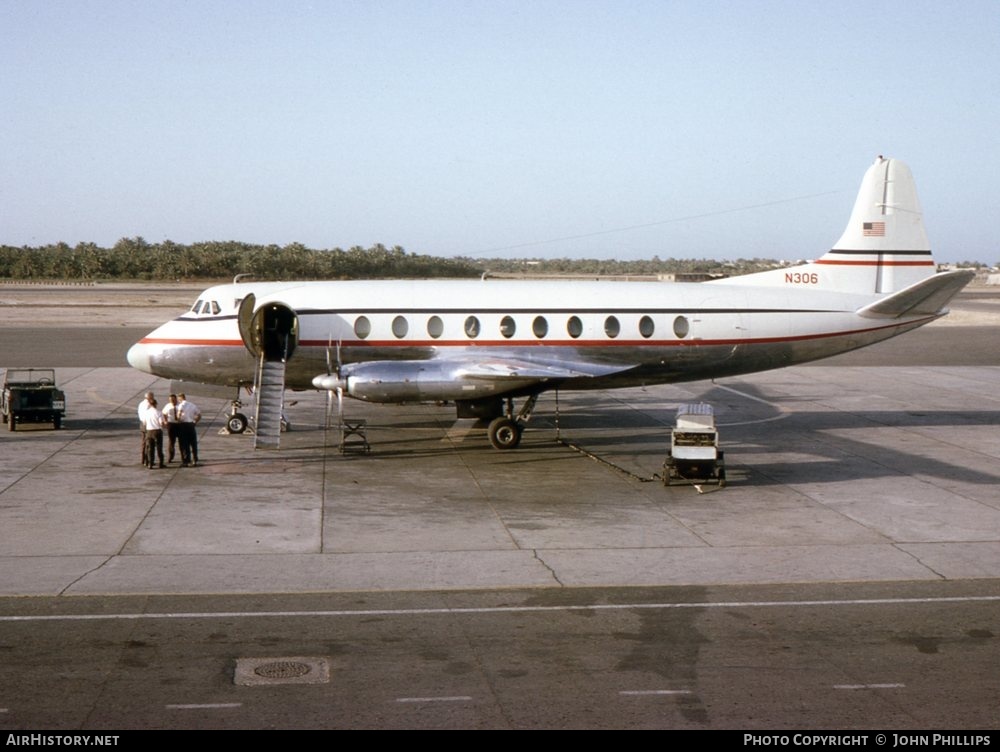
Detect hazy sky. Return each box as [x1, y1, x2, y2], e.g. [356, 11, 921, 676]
[3, 0, 998, 262]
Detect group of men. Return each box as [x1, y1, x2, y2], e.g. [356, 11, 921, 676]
[137, 391, 201, 469]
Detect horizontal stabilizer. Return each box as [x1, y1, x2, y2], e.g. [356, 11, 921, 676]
[856, 270, 974, 319]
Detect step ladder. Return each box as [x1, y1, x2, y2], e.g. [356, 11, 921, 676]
[254, 357, 286, 450]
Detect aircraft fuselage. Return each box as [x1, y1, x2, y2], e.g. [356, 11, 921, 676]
[127, 277, 937, 402]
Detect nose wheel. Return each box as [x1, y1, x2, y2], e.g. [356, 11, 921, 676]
[227, 411, 249, 434]
[222, 389, 251, 435]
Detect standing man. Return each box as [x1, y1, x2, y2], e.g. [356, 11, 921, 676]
[162, 394, 180, 463]
[137, 391, 153, 467]
[142, 398, 165, 469]
[177, 393, 201, 467]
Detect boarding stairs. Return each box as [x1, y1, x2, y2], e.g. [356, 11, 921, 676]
[253, 357, 286, 450]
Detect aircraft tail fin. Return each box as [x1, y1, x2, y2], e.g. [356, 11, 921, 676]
[820, 156, 935, 294]
[720, 157, 938, 295]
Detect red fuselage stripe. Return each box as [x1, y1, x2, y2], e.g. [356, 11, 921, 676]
[138, 316, 934, 350]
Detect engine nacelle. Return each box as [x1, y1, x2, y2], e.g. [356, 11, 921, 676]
[341, 360, 467, 402]
[313, 360, 543, 403]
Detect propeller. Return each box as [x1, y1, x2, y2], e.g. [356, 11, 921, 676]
[318, 333, 346, 430]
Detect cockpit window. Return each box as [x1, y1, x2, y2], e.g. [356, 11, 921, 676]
[189, 299, 221, 316]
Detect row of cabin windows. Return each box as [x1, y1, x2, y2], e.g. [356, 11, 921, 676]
[352, 314, 691, 340]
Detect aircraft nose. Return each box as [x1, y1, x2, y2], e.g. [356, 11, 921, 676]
[126, 342, 151, 373]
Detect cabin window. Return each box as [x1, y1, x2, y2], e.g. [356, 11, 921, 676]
[500, 316, 516, 339]
[604, 315, 620, 339]
[532, 316, 548, 338]
[567, 316, 583, 339]
[354, 316, 371, 339]
[639, 315, 654, 338]
[392, 315, 409, 338]
[464, 316, 481, 338]
[427, 315, 444, 339]
[673, 315, 690, 339]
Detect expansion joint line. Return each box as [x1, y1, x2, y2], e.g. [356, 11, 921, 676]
[555, 437, 659, 483]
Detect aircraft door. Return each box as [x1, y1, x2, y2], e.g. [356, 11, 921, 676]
[241, 300, 298, 362]
[237, 294, 258, 356]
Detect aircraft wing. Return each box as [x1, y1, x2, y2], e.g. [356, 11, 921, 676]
[453, 355, 634, 381]
[317, 353, 638, 401]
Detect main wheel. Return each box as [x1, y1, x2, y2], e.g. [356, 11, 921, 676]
[487, 416, 522, 450]
[227, 412, 248, 434]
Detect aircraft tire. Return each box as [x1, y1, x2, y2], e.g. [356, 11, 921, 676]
[227, 413, 248, 434]
[488, 417, 521, 450]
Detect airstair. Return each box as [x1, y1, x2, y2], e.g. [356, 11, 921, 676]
[253, 357, 286, 449]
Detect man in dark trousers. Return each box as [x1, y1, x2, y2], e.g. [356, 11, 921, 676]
[177, 393, 201, 466]
[162, 394, 181, 463]
[142, 398, 165, 469]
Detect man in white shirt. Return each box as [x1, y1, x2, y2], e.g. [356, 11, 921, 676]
[142, 398, 165, 469]
[177, 394, 201, 467]
[161, 394, 181, 464]
[137, 392, 153, 467]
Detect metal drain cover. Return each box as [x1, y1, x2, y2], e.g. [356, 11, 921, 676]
[234, 657, 330, 686]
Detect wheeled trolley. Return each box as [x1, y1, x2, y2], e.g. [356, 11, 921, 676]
[663, 403, 725, 487]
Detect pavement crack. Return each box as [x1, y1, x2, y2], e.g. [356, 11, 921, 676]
[58, 556, 115, 595]
[532, 549, 564, 586]
[893, 544, 947, 579]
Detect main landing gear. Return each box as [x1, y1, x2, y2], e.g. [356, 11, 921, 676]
[487, 395, 538, 450]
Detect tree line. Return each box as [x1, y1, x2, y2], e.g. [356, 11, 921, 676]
[0, 237, 783, 281]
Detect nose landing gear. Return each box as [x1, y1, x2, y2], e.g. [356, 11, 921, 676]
[223, 386, 251, 435]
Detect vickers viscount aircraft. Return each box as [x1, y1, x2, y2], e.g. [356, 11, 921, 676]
[127, 157, 973, 449]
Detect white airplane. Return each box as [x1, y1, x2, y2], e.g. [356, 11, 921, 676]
[127, 157, 974, 449]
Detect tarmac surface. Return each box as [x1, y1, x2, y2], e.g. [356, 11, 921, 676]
[1, 282, 998, 728]
[2, 582, 998, 729]
[1, 284, 998, 596]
